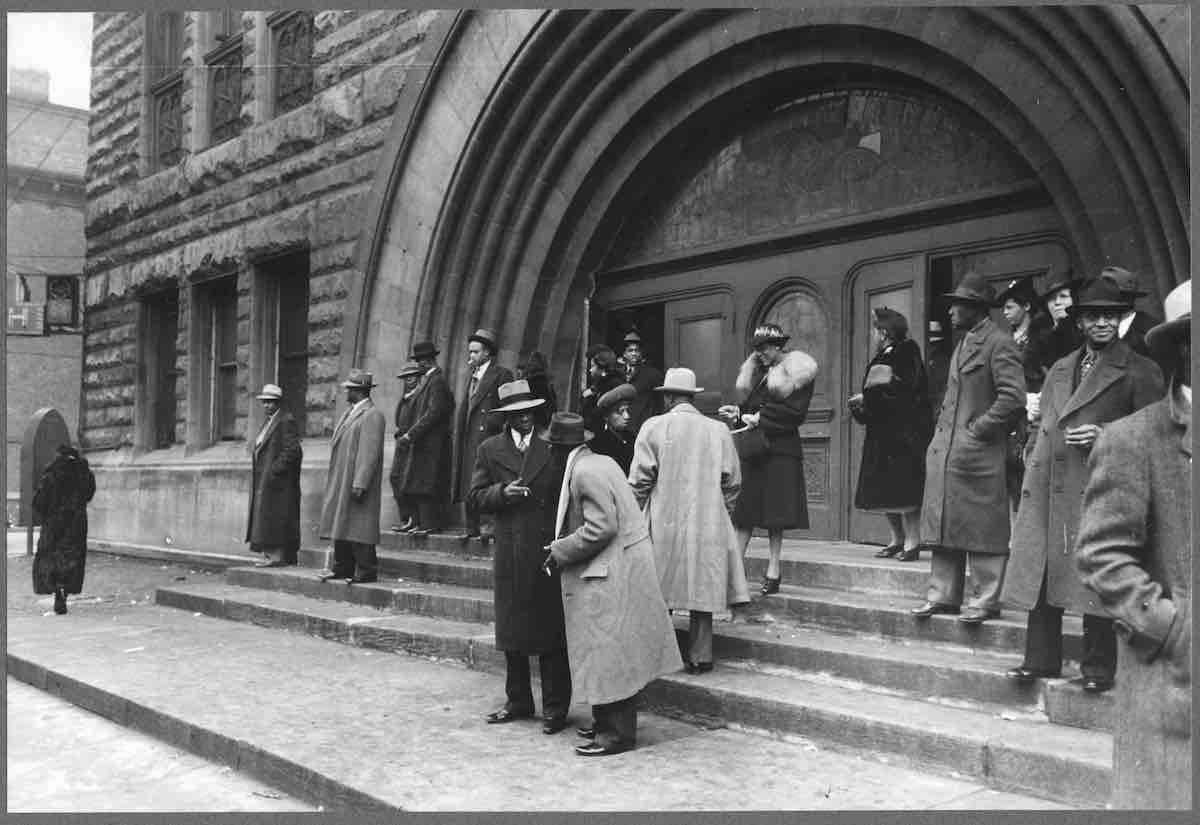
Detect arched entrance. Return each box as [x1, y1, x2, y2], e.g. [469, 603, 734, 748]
[351, 8, 1187, 533]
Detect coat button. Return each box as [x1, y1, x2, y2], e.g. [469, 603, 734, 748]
[1141, 601, 1150, 610]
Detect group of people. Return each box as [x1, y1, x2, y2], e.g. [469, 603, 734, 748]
[847, 265, 1191, 808]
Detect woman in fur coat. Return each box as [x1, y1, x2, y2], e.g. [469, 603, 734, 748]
[32, 444, 96, 615]
[848, 308, 932, 561]
[719, 323, 818, 595]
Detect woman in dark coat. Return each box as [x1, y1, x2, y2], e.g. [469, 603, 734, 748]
[32, 444, 96, 615]
[848, 308, 932, 561]
[516, 351, 558, 427]
[719, 323, 818, 595]
[580, 347, 625, 434]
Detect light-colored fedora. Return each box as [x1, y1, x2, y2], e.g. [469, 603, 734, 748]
[654, 367, 703, 394]
[341, 368, 377, 390]
[490, 380, 547, 414]
[256, 383, 283, 400]
[1145, 279, 1191, 358]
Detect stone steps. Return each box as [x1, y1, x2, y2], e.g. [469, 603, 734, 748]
[153, 577, 1111, 805]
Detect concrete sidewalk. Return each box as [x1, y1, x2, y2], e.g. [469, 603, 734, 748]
[7, 679, 315, 812]
[7, 593, 1067, 811]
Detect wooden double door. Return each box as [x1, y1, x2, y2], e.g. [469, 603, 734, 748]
[592, 206, 1072, 542]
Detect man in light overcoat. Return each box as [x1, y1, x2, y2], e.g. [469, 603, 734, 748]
[394, 341, 455, 536]
[246, 383, 303, 567]
[317, 368, 387, 584]
[629, 367, 749, 673]
[912, 271, 1026, 624]
[1002, 278, 1163, 691]
[543, 412, 683, 756]
[452, 328, 514, 541]
[1076, 279, 1191, 809]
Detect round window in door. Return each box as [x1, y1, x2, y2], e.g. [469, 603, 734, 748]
[755, 282, 830, 401]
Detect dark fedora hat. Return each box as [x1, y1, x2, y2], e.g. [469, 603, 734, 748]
[1067, 277, 1133, 316]
[941, 270, 995, 305]
[622, 329, 643, 344]
[1039, 268, 1082, 301]
[995, 275, 1038, 307]
[539, 412, 593, 446]
[751, 323, 790, 348]
[1098, 265, 1149, 298]
[468, 328, 500, 352]
[410, 341, 439, 360]
[396, 360, 424, 379]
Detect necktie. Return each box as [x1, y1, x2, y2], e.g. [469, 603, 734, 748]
[1080, 350, 1097, 382]
[518, 435, 527, 452]
[468, 374, 479, 398]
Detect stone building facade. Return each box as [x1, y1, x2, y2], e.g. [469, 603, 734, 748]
[82, 8, 1189, 555]
[7, 68, 89, 522]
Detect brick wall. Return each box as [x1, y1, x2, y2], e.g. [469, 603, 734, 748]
[82, 9, 440, 449]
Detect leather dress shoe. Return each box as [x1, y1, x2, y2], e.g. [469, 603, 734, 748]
[485, 708, 533, 724]
[346, 575, 378, 585]
[1080, 677, 1114, 694]
[895, 547, 921, 562]
[910, 601, 959, 619]
[575, 740, 633, 757]
[576, 726, 597, 739]
[409, 527, 433, 537]
[317, 571, 348, 582]
[874, 543, 903, 559]
[957, 606, 1000, 625]
[684, 661, 714, 674]
[1006, 666, 1060, 683]
[542, 716, 568, 735]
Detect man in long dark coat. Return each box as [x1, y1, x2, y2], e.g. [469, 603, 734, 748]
[389, 361, 424, 532]
[317, 369, 386, 584]
[246, 383, 303, 567]
[911, 271, 1025, 624]
[453, 328, 513, 541]
[1001, 278, 1163, 692]
[1076, 278, 1191, 809]
[468, 380, 571, 733]
[620, 330, 663, 433]
[394, 341, 455, 536]
[32, 444, 96, 615]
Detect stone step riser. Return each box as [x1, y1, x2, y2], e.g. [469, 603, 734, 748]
[155, 586, 1105, 807]
[188, 574, 1109, 732]
[743, 556, 929, 596]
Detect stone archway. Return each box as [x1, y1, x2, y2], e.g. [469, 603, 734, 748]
[350, 7, 1188, 414]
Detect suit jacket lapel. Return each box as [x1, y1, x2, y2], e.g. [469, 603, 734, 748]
[1060, 345, 1128, 422]
[254, 413, 280, 458]
[493, 431, 525, 476]
[520, 431, 550, 483]
[470, 363, 502, 414]
[334, 400, 367, 443]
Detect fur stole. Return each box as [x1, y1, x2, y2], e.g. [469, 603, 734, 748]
[735, 349, 818, 402]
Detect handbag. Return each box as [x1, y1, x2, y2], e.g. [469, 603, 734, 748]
[731, 425, 770, 463]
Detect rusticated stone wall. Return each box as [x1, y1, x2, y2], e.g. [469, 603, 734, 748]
[83, 9, 440, 449]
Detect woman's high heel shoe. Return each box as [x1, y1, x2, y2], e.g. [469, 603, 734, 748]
[895, 547, 921, 562]
[53, 587, 67, 615]
[760, 576, 781, 596]
[874, 543, 903, 558]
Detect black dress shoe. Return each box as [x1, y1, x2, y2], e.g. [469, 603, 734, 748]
[575, 740, 633, 757]
[760, 576, 781, 596]
[1006, 666, 1061, 683]
[895, 547, 921, 562]
[346, 575, 377, 585]
[910, 601, 959, 619]
[53, 588, 67, 615]
[958, 606, 1000, 625]
[485, 708, 533, 724]
[874, 543, 903, 558]
[576, 726, 597, 739]
[542, 716, 568, 735]
[1081, 677, 1114, 694]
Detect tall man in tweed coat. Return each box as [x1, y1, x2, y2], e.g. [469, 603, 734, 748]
[543, 413, 683, 756]
[629, 367, 749, 673]
[1001, 278, 1163, 691]
[317, 369, 387, 584]
[246, 383, 303, 567]
[911, 271, 1026, 624]
[1076, 279, 1191, 809]
[453, 328, 514, 541]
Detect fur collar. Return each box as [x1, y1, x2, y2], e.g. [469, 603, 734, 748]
[735, 349, 818, 402]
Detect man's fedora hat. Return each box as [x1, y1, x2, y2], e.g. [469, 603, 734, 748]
[1067, 277, 1134, 316]
[468, 328, 500, 352]
[539, 412, 593, 446]
[941, 270, 996, 305]
[995, 275, 1038, 306]
[1144, 279, 1191, 356]
[341, 368, 377, 390]
[256, 383, 284, 400]
[1039, 268, 1082, 301]
[597, 382, 637, 413]
[490, 380, 547, 414]
[654, 367, 703, 394]
[622, 330, 643, 344]
[751, 323, 790, 348]
[396, 360, 424, 379]
[1098, 265, 1149, 298]
[410, 341, 439, 360]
